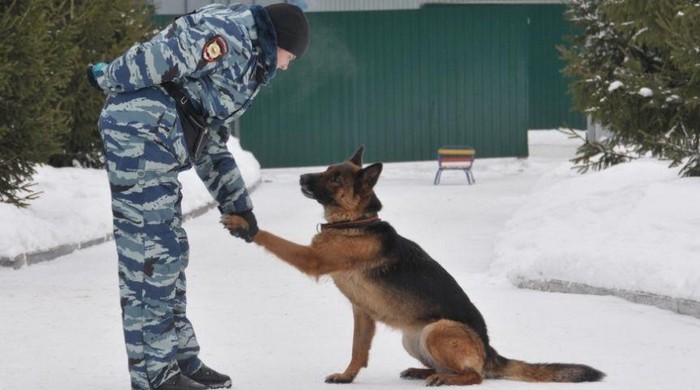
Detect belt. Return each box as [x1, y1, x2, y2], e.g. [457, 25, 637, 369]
[162, 81, 210, 161]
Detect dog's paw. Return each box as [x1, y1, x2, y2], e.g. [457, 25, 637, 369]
[324, 372, 355, 384]
[220, 214, 249, 231]
[400, 368, 435, 380]
[425, 374, 448, 387]
[425, 373, 482, 386]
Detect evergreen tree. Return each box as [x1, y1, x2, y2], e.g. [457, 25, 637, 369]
[0, 0, 75, 207]
[48, 0, 154, 168]
[560, 0, 700, 176]
[0, 0, 154, 207]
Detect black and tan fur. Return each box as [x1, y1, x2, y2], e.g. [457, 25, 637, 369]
[221, 146, 604, 386]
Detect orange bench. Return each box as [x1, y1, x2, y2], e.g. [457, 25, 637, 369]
[433, 146, 476, 185]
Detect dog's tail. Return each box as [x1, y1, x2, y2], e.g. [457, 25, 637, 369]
[484, 349, 604, 383]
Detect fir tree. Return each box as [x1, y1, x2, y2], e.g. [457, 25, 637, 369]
[0, 0, 74, 207]
[0, 0, 154, 207]
[48, 0, 154, 168]
[560, 0, 700, 176]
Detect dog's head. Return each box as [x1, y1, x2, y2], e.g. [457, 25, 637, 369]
[300, 146, 383, 222]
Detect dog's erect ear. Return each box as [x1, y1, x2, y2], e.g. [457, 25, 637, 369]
[349, 145, 365, 166]
[358, 162, 383, 189]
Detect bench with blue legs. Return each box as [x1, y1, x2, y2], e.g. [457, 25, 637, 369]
[433, 146, 476, 185]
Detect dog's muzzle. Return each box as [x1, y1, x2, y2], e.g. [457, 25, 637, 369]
[300, 174, 315, 199]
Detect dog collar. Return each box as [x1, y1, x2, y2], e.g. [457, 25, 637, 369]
[319, 215, 381, 232]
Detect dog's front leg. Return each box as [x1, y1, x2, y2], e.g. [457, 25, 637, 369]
[220, 215, 323, 274]
[221, 215, 374, 276]
[325, 306, 376, 384]
[253, 230, 332, 276]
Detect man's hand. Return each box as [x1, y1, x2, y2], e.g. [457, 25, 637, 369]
[221, 210, 258, 242]
[86, 62, 108, 91]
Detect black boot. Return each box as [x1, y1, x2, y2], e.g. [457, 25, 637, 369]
[186, 364, 232, 389]
[156, 373, 208, 390]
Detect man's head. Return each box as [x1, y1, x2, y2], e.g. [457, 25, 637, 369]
[264, 3, 309, 70]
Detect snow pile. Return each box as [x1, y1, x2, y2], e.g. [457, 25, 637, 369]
[493, 157, 700, 301]
[0, 137, 260, 261]
[608, 80, 624, 92]
[638, 87, 653, 97]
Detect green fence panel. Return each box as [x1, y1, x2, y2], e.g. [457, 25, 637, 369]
[527, 4, 585, 130]
[241, 5, 541, 167]
[149, 4, 581, 167]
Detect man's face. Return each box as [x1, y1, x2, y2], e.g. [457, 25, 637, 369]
[276, 47, 296, 71]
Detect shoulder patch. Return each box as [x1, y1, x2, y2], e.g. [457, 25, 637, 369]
[202, 35, 228, 62]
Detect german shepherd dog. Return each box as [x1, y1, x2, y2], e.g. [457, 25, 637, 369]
[221, 147, 604, 386]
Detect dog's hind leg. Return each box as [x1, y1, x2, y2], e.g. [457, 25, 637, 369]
[420, 320, 487, 386]
[400, 367, 436, 380]
[325, 306, 376, 383]
[401, 328, 436, 380]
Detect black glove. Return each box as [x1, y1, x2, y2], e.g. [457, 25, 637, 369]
[86, 62, 107, 91]
[229, 210, 258, 243]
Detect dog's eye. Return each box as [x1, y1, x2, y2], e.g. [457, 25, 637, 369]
[331, 173, 341, 183]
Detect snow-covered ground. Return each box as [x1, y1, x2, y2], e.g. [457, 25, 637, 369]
[0, 138, 261, 264]
[1, 131, 700, 389]
[493, 157, 700, 302]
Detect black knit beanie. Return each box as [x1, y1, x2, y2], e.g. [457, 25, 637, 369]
[264, 3, 309, 58]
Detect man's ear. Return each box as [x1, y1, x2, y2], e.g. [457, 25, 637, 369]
[358, 162, 383, 189]
[349, 145, 365, 166]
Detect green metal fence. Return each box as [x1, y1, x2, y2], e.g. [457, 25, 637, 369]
[527, 5, 585, 130]
[156, 4, 584, 167]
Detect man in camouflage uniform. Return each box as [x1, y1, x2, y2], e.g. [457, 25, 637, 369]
[88, 3, 309, 390]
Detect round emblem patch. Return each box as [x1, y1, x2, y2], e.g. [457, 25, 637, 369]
[202, 35, 228, 62]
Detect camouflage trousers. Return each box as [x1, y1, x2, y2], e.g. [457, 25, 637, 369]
[99, 88, 202, 389]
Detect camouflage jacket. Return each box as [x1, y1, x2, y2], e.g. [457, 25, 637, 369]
[95, 4, 278, 214]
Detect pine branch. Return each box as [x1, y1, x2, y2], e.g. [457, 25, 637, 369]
[561, 0, 700, 178]
[559, 128, 637, 174]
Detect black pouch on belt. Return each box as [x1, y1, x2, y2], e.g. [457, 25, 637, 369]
[162, 81, 210, 161]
